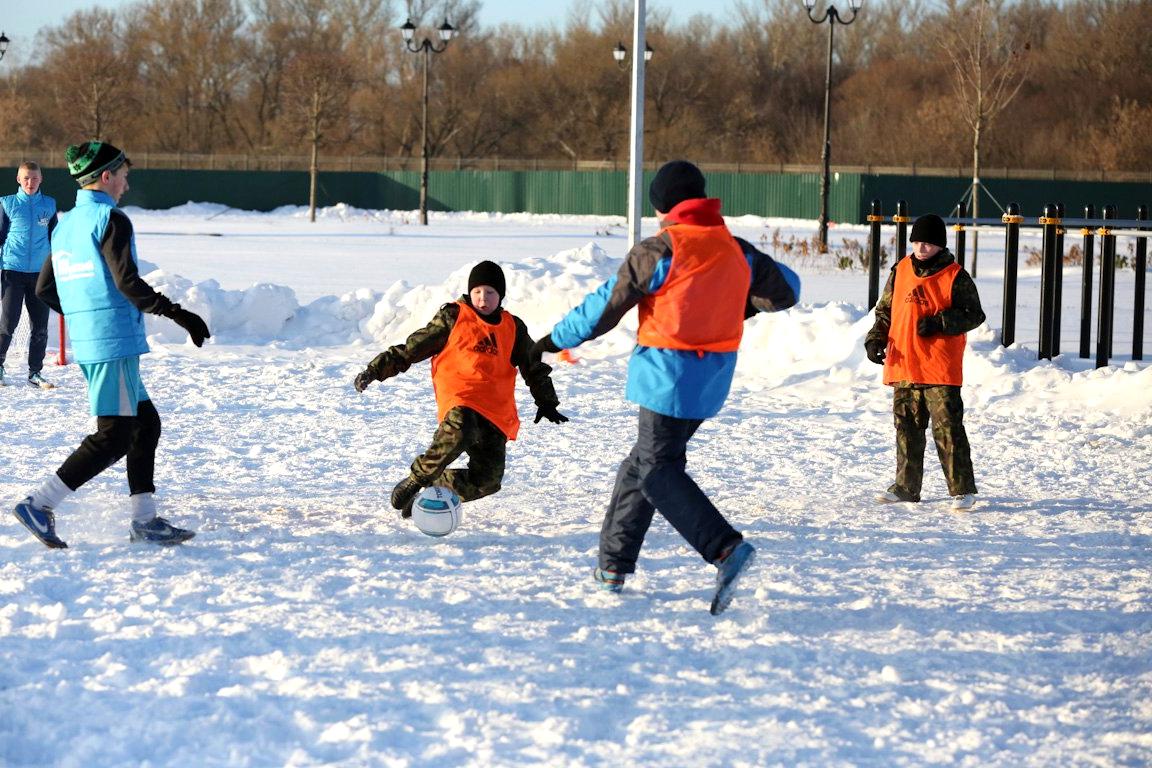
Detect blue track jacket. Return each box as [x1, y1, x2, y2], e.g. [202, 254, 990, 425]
[0, 189, 57, 272]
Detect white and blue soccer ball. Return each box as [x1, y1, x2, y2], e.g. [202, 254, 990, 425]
[412, 486, 463, 537]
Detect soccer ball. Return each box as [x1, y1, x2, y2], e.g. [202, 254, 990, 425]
[411, 486, 463, 537]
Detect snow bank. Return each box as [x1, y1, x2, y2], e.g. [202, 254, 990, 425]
[135, 240, 1152, 420]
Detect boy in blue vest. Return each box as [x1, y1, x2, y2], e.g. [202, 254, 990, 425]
[0, 161, 57, 387]
[10, 141, 211, 549]
[529, 160, 801, 615]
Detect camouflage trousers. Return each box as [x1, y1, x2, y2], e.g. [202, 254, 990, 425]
[889, 385, 977, 499]
[409, 406, 506, 502]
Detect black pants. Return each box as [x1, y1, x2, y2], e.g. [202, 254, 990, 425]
[56, 400, 162, 494]
[0, 270, 50, 373]
[599, 407, 742, 574]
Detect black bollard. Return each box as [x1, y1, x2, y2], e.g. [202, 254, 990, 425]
[1079, 205, 1096, 359]
[1096, 205, 1117, 368]
[1001, 203, 1022, 348]
[1038, 204, 1059, 360]
[1134, 205, 1147, 361]
[954, 199, 968, 269]
[867, 199, 884, 310]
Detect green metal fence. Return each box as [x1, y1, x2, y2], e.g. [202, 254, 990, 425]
[6, 166, 1147, 223]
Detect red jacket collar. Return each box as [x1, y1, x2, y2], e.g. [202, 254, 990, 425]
[662, 198, 725, 227]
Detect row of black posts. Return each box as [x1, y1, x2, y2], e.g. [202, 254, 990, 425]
[865, 200, 1148, 368]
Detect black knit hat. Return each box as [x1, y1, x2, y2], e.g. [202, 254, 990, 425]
[910, 214, 948, 249]
[65, 141, 130, 186]
[649, 160, 706, 213]
[468, 260, 506, 301]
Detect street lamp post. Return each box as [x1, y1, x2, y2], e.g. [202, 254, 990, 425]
[400, 18, 456, 226]
[803, 0, 861, 251]
[0, 32, 10, 61]
[613, 39, 654, 249]
[615, 0, 652, 250]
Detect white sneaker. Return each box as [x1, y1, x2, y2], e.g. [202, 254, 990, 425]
[951, 494, 975, 511]
[875, 490, 919, 503]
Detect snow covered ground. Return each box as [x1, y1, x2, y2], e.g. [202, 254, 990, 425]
[1, 205, 1149, 767]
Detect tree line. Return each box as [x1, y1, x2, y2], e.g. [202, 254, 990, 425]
[0, 0, 1149, 174]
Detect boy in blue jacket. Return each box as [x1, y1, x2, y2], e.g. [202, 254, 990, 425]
[530, 160, 800, 615]
[0, 161, 57, 387]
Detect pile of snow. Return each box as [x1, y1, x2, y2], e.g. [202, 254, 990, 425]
[137, 239, 1152, 422]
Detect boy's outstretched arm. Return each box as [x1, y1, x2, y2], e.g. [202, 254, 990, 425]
[354, 302, 456, 392]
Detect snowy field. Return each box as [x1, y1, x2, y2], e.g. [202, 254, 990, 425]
[1, 205, 1149, 767]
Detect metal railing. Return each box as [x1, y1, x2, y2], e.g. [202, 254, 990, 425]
[865, 199, 1149, 368]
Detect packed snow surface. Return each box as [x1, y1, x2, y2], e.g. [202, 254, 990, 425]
[1, 205, 1149, 767]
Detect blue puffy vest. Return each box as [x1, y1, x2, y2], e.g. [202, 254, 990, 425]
[50, 190, 149, 363]
[1, 189, 57, 272]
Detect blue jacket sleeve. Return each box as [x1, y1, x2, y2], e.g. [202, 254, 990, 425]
[550, 235, 669, 349]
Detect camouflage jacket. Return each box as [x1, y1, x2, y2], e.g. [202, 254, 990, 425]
[364, 297, 560, 410]
[866, 249, 985, 387]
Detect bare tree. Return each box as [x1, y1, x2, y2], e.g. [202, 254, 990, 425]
[40, 9, 139, 141]
[938, 0, 1032, 275]
[281, 50, 354, 221]
[132, 0, 249, 152]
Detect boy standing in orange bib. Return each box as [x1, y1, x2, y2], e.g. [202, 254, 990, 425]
[864, 213, 985, 511]
[354, 261, 566, 518]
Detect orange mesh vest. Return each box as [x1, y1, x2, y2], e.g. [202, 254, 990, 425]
[636, 225, 751, 352]
[431, 301, 521, 440]
[884, 257, 966, 386]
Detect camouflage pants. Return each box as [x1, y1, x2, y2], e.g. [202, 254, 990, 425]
[409, 406, 506, 502]
[890, 385, 977, 499]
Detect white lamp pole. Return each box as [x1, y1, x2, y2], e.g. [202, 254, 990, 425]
[626, 0, 647, 249]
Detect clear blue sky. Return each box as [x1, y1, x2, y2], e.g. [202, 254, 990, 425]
[1, 0, 733, 64]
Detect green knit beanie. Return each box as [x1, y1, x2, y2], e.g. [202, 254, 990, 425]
[65, 141, 129, 186]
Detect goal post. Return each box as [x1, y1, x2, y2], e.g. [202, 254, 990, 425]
[8, 310, 68, 367]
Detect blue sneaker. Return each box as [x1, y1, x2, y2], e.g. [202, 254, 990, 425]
[710, 541, 756, 616]
[12, 497, 68, 549]
[130, 516, 196, 545]
[593, 567, 625, 593]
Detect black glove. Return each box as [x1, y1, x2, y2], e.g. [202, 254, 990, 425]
[917, 315, 944, 337]
[864, 338, 886, 365]
[353, 369, 376, 393]
[167, 306, 211, 347]
[529, 334, 562, 365]
[534, 404, 569, 424]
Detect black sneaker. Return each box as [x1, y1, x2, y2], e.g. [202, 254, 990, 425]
[12, 497, 68, 549]
[875, 487, 920, 503]
[391, 476, 422, 518]
[130, 516, 196, 545]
